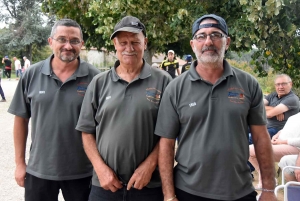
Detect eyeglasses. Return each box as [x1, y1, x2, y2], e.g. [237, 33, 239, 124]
[193, 32, 226, 42]
[51, 37, 82, 45]
[275, 82, 290, 87]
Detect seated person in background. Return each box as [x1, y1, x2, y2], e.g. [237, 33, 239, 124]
[249, 74, 299, 144]
[248, 74, 299, 173]
[249, 112, 300, 189]
[278, 152, 300, 182]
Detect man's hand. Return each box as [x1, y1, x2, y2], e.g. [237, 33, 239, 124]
[127, 161, 154, 190]
[276, 113, 284, 121]
[258, 192, 277, 201]
[95, 165, 122, 192]
[295, 169, 300, 182]
[271, 139, 287, 145]
[15, 163, 26, 187]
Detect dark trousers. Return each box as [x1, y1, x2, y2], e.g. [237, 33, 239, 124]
[0, 77, 5, 100]
[4, 69, 11, 78]
[24, 173, 92, 201]
[175, 188, 257, 201]
[89, 185, 163, 201]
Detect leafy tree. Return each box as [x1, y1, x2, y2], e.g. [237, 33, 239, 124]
[0, 0, 53, 62]
[41, 0, 300, 87]
[42, 0, 193, 64]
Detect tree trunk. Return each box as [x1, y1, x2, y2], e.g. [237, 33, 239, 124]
[144, 48, 155, 65]
[25, 44, 32, 62]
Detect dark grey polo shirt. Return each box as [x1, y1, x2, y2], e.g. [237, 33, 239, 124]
[76, 60, 172, 187]
[8, 55, 100, 180]
[265, 91, 299, 130]
[155, 60, 267, 200]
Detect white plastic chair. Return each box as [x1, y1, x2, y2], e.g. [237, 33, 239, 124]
[274, 166, 300, 201]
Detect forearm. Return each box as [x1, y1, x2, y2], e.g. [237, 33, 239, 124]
[253, 132, 276, 189]
[264, 106, 273, 111]
[158, 138, 176, 199]
[141, 143, 159, 172]
[82, 132, 107, 171]
[13, 116, 29, 166]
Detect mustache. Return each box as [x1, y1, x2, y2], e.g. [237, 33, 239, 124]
[202, 46, 217, 53]
[61, 49, 76, 54]
[122, 52, 137, 56]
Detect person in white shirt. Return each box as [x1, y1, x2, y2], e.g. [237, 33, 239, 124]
[23, 56, 30, 71]
[249, 112, 300, 189]
[13, 57, 22, 78]
[279, 152, 300, 182]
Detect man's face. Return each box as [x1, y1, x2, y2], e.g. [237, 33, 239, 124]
[274, 76, 292, 97]
[48, 26, 83, 63]
[190, 19, 230, 66]
[113, 31, 147, 66]
[168, 52, 174, 61]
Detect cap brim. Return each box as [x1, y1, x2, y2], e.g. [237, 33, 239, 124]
[110, 27, 143, 40]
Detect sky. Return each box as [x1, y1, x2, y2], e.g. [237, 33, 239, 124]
[0, 22, 7, 28]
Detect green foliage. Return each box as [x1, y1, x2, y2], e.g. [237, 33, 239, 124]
[41, 0, 300, 86]
[239, 0, 300, 87]
[228, 59, 276, 94]
[0, 0, 53, 61]
[31, 44, 52, 64]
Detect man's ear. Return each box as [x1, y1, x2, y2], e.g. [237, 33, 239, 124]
[144, 37, 148, 50]
[225, 37, 231, 50]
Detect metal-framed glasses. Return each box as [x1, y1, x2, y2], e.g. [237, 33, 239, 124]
[51, 37, 82, 45]
[275, 82, 290, 87]
[193, 32, 226, 42]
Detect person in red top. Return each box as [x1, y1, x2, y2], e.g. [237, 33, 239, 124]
[2, 56, 12, 80]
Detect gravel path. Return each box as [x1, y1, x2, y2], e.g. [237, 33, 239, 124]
[0, 78, 64, 201]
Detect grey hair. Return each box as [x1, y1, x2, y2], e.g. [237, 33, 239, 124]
[50, 19, 83, 39]
[274, 74, 292, 83]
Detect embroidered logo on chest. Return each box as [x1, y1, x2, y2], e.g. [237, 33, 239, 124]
[77, 82, 88, 96]
[146, 88, 161, 104]
[227, 87, 245, 104]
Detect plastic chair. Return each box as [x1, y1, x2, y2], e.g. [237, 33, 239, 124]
[274, 166, 300, 201]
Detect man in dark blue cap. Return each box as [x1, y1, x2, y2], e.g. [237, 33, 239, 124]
[155, 14, 277, 201]
[181, 55, 193, 74]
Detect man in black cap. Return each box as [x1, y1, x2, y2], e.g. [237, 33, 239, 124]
[76, 16, 172, 200]
[155, 14, 277, 201]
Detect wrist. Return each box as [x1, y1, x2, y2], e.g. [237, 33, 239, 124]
[165, 195, 176, 201]
[261, 188, 274, 192]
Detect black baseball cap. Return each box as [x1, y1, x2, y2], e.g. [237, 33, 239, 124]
[110, 16, 146, 40]
[192, 14, 228, 37]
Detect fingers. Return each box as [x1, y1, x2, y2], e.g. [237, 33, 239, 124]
[127, 174, 147, 190]
[15, 165, 26, 187]
[101, 178, 123, 192]
[107, 182, 123, 192]
[15, 177, 25, 187]
[127, 176, 135, 190]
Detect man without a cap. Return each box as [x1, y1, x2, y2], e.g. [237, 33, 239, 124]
[8, 18, 100, 201]
[76, 16, 172, 201]
[155, 14, 277, 201]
